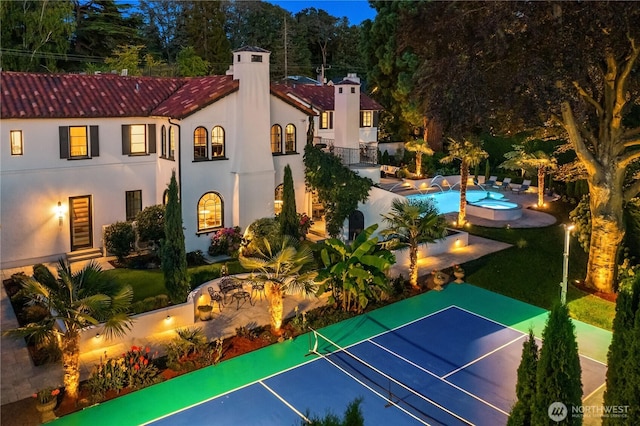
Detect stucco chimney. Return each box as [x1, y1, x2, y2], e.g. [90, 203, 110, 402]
[333, 77, 360, 150]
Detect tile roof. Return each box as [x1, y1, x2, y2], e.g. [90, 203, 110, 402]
[1, 72, 183, 119]
[152, 76, 238, 118]
[0, 72, 240, 120]
[1, 71, 379, 121]
[272, 83, 383, 112]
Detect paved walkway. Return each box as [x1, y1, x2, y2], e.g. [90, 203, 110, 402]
[0, 189, 557, 407]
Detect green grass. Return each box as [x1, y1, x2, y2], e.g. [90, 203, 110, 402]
[105, 261, 244, 303]
[461, 201, 615, 330]
[104, 203, 615, 330]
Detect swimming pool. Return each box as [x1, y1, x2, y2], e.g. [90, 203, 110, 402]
[407, 190, 523, 220]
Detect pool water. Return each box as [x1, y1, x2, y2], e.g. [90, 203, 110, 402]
[407, 190, 510, 214]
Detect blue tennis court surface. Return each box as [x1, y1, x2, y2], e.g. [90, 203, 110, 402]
[147, 306, 607, 426]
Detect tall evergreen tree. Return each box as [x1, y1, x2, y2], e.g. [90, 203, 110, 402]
[508, 329, 539, 426]
[533, 303, 582, 425]
[161, 171, 190, 304]
[603, 274, 640, 425]
[279, 164, 300, 240]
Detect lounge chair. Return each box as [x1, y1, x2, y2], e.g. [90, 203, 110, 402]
[512, 179, 531, 194]
[485, 176, 498, 187]
[499, 177, 512, 190]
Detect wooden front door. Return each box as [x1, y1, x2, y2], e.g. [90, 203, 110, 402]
[69, 196, 92, 251]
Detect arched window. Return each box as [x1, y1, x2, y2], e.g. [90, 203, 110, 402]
[211, 126, 225, 158]
[194, 127, 207, 160]
[169, 126, 176, 159]
[271, 125, 282, 154]
[197, 192, 223, 231]
[274, 184, 284, 215]
[161, 125, 167, 158]
[285, 124, 296, 153]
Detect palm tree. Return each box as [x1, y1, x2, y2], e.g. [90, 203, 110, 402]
[238, 236, 318, 335]
[440, 137, 489, 226]
[500, 145, 557, 207]
[380, 199, 448, 289]
[4, 259, 133, 400]
[405, 138, 434, 177]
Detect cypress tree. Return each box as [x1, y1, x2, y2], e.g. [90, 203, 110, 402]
[160, 171, 190, 304]
[279, 164, 300, 240]
[603, 274, 640, 425]
[533, 303, 582, 425]
[508, 329, 538, 425]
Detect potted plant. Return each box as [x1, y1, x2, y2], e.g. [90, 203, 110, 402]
[431, 270, 447, 291]
[452, 264, 465, 283]
[33, 387, 60, 423]
[197, 304, 213, 321]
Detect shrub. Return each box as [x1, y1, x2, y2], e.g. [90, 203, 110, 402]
[135, 205, 165, 247]
[164, 328, 223, 372]
[104, 221, 135, 262]
[189, 269, 220, 289]
[241, 218, 281, 256]
[208, 226, 243, 257]
[186, 250, 207, 266]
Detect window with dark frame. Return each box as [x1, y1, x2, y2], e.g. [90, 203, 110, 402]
[285, 124, 296, 152]
[69, 126, 89, 157]
[161, 125, 167, 158]
[271, 125, 282, 153]
[361, 111, 373, 127]
[194, 126, 207, 160]
[211, 126, 225, 157]
[320, 111, 333, 129]
[197, 192, 223, 231]
[125, 190, 142, 221]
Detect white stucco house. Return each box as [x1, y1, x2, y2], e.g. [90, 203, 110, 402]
[0, 46, 382, 268]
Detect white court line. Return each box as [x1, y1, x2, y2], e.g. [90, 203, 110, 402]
[312, 331, 474, 425]
[368, 339, 510, 417]
[259, 381, 312, 424]
[454, 305, 608, 367]
[441, 334, 526, 379]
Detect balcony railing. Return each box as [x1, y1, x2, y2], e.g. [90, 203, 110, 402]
[313, 138, 378, 166]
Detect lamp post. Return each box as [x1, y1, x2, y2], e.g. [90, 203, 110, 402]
[560, 224, 575, 304]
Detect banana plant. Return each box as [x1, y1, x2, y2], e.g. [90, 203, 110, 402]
[316, 224, 394, 313]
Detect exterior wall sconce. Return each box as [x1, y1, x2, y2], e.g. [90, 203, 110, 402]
[57, 201, 64, 226]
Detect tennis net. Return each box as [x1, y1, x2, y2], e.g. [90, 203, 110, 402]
[307, 328, 473, 426]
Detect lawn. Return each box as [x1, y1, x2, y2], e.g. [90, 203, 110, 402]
[462, 201, 615, 330]
[104, 201, 615, 330]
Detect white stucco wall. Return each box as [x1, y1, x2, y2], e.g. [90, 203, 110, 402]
[1, 117, 164, 268]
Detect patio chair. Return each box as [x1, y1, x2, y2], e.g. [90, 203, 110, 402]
[499, 177, 512, 191]
[485, 176, 498, 187]
[512, 179, 531, 194]
[208, 287, 224, 312]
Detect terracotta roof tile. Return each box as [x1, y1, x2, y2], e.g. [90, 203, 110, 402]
[1, 72, 183, 119]
[152, 76, 238, 118]
[272, 83, 383, 112]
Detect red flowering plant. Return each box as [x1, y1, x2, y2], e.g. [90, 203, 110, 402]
[297, 213, 313, 236]
[122, 346, 160, 390]
[208, 226, 243, 257]
[33, 387, 60, 404]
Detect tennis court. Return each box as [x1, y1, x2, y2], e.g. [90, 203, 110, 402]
[52, 285, 610, 426]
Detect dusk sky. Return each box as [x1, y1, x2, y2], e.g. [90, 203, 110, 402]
[268, 0, 377, 25]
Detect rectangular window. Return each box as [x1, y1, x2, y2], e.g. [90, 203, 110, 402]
[320, 111, 333, 129]
[169, 126, 176, 159]
[361, 111, 373, 127]
[125, 190, 142, 221]
[69, 126, 88, 157]
[130, 124, 146, 154]
[251, 55, 263, 62]
[10, 130, 23, 155]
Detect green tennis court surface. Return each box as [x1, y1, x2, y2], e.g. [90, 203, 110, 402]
[52, 284, 611, 426]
